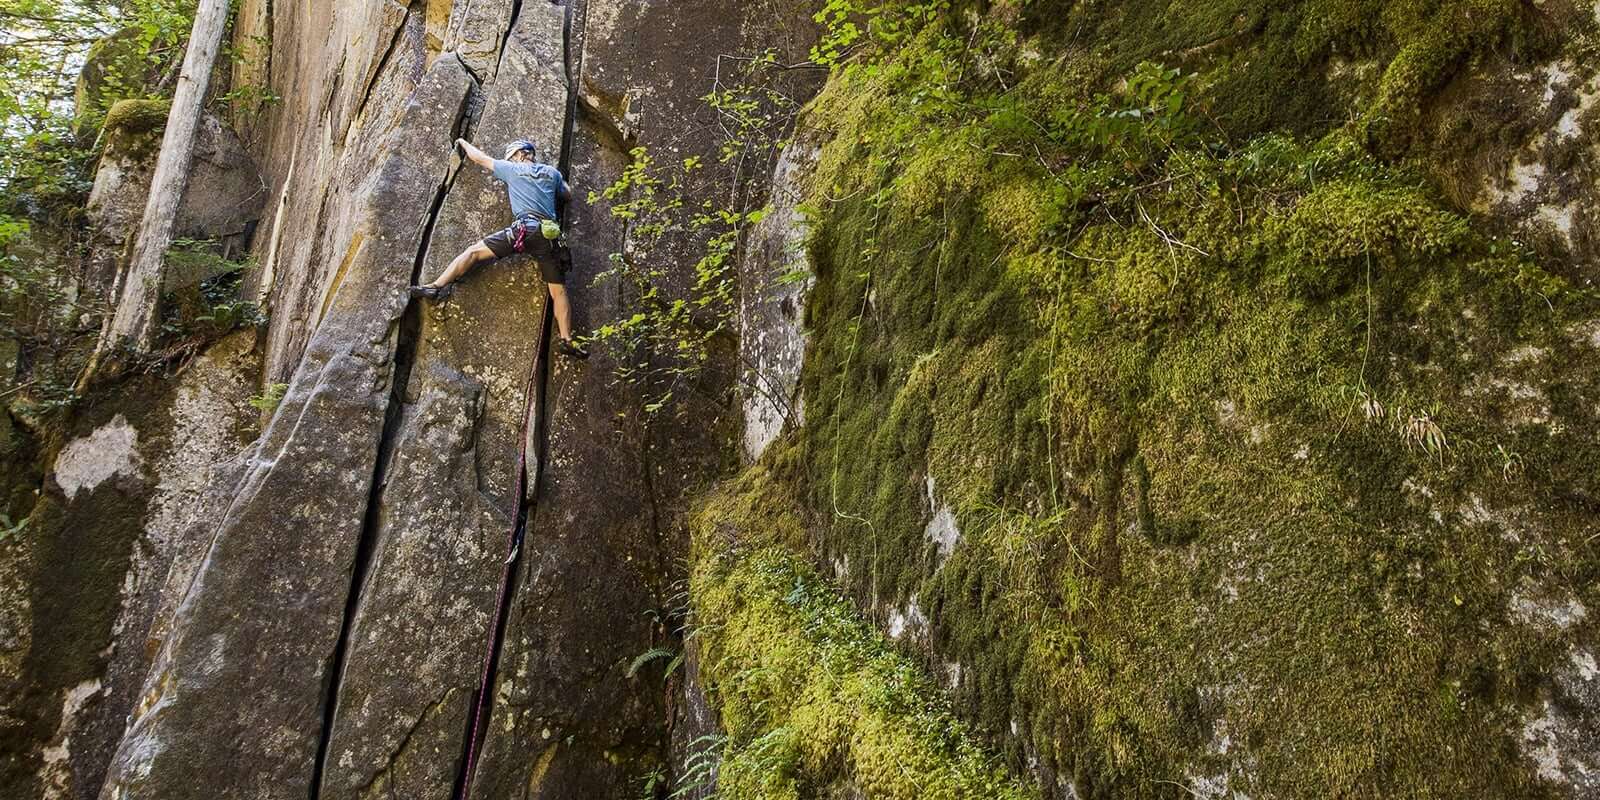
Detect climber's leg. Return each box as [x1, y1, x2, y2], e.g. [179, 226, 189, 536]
[540, 243, 586, 359]
[549, 282, 573, 340]
[426, 242, 496, 288]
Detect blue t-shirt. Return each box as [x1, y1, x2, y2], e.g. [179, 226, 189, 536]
[491, 159, 564, 221]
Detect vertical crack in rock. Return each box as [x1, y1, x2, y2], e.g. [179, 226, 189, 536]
[489, 0, 526, 83]
[96, 53, 477, 800]
[449, 304, 549, 800]
[301, 0, 574, 794]
[308, 83, 478, 800]
[451, 2, 582, 797]
[350, 1, 423, 132]
[558, 0, 584, 167]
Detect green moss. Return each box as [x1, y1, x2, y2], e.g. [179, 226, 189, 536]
[1009, 0, 1549, 147]
[765, 3, 1600, 797]
[689, 476, 1034, 800]
[100, 98, 171, 161]
[101, 98, 170, 135]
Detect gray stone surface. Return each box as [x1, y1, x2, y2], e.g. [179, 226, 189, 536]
[10, 2, 822, 798]
[441, 0, 517, 82]
[84, 112, 265, 294]
[5, 3, 1595, 799]
[246, 0, 436, 382]
[667, 645, 720, 800]
[467, 111, 663, 797]
[411, 0, 566, 514]
[1465, 56, 1600, 279]
[317, 364, 502, 800]
[96, 56, 474, 800]
[313, 4, 569, 794]
[0, 331, 259, 800]
[738, 133, 818, 463]
[470, 2, 819, 796]
[1521, 645, 1600, 797]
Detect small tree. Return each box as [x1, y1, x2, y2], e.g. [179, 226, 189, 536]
[87, 0, 229, 367]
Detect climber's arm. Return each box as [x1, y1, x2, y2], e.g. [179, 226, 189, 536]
[556, 180, 574, 223]
[455, 138, 496, 172]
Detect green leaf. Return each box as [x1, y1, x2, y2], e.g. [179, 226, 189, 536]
[626, 647, 679, 678]
[774, 267, 811, 286]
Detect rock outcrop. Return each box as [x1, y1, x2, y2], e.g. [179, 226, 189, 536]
[24, 1, 1599, 799]
[315, 363, 499, 800]
[98, 56, 473, 800]
[84, 106, 265, 295]
[708, 3, 1600, 798]
[49, 1, 820, 799]
[0, 331, 259, 800]
[316, 0, 567, 794]
[737, 133, 817, 463]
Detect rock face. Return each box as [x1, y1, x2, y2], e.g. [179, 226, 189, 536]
[315, 364, 499, 800]
[315, 1, 567, 794]
[238, 0, 448, 383]
[746, 4, 1600, 799]
[0, 331, 259, 800]
[1450, 54, 1600, 278]
[97, 57, 474, 800]
[25, 1, 819, 799]
[468, 2, 817, 796]
[465, 109, 656, 798]
[1523, 643, 1600, 795]
[408, 0, 566, 514]
[84, 110, 265, 294]
[22, 1, 1600, 799]
[738, 134, 818, 463]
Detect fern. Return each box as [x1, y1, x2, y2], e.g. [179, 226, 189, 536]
[670, 734, 726, 798]
[627, 647, 680, 678]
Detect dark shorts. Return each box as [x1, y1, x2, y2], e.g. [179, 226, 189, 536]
[483, 218, 571, 285]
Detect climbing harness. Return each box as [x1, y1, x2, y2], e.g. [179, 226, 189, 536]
[510, 215, 533, 253]
[509, 214, 563, 255]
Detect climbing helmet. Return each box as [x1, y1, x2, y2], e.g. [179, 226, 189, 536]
[503, 139, 537, 160]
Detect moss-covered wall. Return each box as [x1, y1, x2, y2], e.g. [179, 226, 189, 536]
[690, 467, 1035, 800]
[697, 0, 1600, 797]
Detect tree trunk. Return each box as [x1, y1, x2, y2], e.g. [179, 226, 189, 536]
[98, 0, 231, 353]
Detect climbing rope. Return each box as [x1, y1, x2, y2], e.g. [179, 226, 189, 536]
[456, 298, 549, 800]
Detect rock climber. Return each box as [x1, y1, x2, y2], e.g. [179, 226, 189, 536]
[410, 137, 587, 359]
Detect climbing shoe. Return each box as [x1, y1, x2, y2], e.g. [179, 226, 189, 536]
[408, 284, 453, 301]
[557, 337, 589, 360]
